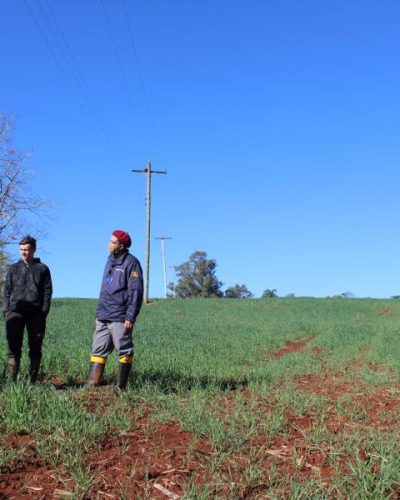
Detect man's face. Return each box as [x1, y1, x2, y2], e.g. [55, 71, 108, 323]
[20, 244, 34, 263]
[108, 235, 123, 255]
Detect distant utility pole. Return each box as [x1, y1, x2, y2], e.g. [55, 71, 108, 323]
[132, 161, 167, 304]
[155, 235, 172, 298]
[169, 265, 176, 298]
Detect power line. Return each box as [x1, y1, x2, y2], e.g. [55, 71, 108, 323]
[122, 0, 161, 156]
[42, 0, 131, 164]
[100, 0, 149, 156]
[24, 0, 122, 169]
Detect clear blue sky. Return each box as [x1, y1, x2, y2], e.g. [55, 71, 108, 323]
[1, 0, 400, 299]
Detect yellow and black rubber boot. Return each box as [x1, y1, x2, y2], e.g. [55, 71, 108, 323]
[87, 355, 106, 387]
[117, 356, 133, 390]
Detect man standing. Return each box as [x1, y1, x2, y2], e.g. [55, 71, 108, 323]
[3, 235, 53, 382]
[87, 230, 143, 390]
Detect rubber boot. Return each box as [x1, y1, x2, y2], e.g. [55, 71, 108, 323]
[29, 358, 41, 384]
[117, 357, 132, 391]
[86, 356, 106, 387]
[8, 357, 20, 382]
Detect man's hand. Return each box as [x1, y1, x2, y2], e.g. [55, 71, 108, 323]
[124, 320, 133, 332]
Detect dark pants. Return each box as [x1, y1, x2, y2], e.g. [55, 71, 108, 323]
[5, 310, 46, 361]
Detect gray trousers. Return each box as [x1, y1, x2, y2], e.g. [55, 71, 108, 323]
[91, 320, 134, 359]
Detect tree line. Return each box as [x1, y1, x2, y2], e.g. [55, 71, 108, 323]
[169, 251, 279, 299]
[168, 252, 363, 300]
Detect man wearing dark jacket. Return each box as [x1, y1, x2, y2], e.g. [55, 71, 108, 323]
[3, 235, 53, 382]
[87, 229, 143, 390]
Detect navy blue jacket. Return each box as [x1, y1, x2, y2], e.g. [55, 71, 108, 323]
[96, 251, 143, 323]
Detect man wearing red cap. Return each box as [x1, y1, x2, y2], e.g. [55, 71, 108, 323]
[87, 230, 143, 390]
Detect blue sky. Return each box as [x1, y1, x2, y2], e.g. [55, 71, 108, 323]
[1, 0, 400, 299]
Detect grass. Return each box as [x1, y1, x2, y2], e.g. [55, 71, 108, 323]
[1, 297, 400, 497]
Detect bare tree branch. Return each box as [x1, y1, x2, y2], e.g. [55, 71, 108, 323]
[0, 112, 55, 246]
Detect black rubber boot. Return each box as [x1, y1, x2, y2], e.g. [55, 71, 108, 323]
[29, 358, 41, 384]
[8, 357, 20, 382]
[117, 363, 131, 391]
[87, 362, 105, 387]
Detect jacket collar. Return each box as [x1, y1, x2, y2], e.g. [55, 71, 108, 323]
[109, 251, 128, 266]
[19, 257, 41, 265]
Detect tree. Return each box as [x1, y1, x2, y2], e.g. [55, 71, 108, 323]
[173, 251, 223, 298]
[225, 284, 253, 298]
[262, 288, 278, 298]
[0, 113, 53, 296]
[0, 113, 52, 244]
[332, 291, 355, 299]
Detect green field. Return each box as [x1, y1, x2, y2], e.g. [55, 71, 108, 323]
[1, 297, 400, 498]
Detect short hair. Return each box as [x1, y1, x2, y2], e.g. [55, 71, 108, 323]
[19, 235, 37, 252]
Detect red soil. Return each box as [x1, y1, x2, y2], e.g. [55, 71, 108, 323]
[0, 434, 67, 499]
[2, 364, 400, 497]
[378, 306, 394, 315]
[273, 335, 315, 358]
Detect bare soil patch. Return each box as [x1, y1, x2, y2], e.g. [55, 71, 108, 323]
[273, 335, 315, 358]
[3, 367, 400, 497]
[378, 306, 393, 315]
[86, 420, 212, 498]
[0, 435, 69, 499]
[296, 371, 400, 430]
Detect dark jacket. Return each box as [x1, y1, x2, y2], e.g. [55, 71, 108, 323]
[3, 258, 53, 315]
[96, 251, 143, 323]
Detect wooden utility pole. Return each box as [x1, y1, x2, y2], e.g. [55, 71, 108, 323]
[155, 235, 172, 298]
[132, 161, 167, 303]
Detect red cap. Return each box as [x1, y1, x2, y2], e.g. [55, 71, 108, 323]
[112, 230, 132, 248]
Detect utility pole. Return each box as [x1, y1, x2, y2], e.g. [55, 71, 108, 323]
[132, 161, 167, 303]
[169, 265, 176, 298]
[155, 235, 172, 298]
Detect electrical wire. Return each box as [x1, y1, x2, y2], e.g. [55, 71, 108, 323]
[35, 0, 126, 167]
[100, 0, 149, 157]
[42, 0, 132, 164]
[122, 0, 161, 157]
[23, 0, 122, 169]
